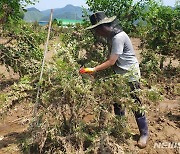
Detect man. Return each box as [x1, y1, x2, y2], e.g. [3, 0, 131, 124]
[79, 11, 148, 148]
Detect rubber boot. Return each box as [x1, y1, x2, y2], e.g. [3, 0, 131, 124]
[135, 115, 149, 148]
[113, 103, 125, 116]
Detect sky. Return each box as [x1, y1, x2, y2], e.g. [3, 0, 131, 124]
[27, 0, 178, 11]
[27, 0, 87, 10]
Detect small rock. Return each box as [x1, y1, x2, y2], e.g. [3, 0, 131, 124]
[156, 126, 163, 130]
[0, 136, 4, 141]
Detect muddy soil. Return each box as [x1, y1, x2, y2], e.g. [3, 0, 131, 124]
[124, 97, 180, 154]
[0, 102, 32, 154]
[0, 96, 179, 154]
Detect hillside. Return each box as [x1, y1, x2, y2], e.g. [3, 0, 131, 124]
[24, 4, 86, 22]
[23, 7, 43, 22]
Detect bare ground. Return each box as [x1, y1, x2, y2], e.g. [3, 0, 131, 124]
[0, 102, 32, 154]
[0, 38, 179, 154]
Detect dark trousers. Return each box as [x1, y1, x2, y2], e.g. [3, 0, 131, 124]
[113, 81, 144, 118]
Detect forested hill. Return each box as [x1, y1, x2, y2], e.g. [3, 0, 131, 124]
[24, 4, 86, 22]
[23, 7, 43, 22]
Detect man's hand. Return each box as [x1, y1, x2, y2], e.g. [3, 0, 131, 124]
[79, 67, 95, 74]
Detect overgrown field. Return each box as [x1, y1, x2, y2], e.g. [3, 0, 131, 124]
[0, 0, 179, 153]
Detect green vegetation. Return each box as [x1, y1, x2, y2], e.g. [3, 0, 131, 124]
[0, 0, 179, 153]
[0, 0, 37, 24]
[138, 1, 180, 82]
[0, 20, 46, 76]
[86, 0, 148, 33]
[23, 8, 44, 22]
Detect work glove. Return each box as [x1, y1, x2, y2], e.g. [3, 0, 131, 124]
[79, 67, 95, 74]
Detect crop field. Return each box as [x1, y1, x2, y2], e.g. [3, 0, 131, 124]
[0, 0, 179, 154]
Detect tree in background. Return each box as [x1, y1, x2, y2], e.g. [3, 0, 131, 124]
[86, 0, 148, 33]
[0, 0, 45, 77]
[140, 1, 180, 60]
[138, 0, 180, 80]
[0, 0, 37, 25]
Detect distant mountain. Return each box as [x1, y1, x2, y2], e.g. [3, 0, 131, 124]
[26, 7, 41, 12]
[24, 5, 87, 22]
[41, 5, 83, 20]
[24, 7, 44, 22]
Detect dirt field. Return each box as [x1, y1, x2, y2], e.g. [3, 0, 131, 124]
[0, 38, 179, 154]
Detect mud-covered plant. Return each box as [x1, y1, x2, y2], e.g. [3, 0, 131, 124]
[140, 49, 161, 80]
[2, 23, 162, 153]
[5, 32, 132, 153]
[1, 0, 46, 77]
[0, 76, 34, 115]
[26, 39, 150, 153]
[0, 21, 46, 76]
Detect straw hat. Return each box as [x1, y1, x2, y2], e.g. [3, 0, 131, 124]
[86, 11, 116, 30]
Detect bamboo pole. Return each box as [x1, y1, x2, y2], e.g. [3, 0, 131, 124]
[33, 9, 53, 119]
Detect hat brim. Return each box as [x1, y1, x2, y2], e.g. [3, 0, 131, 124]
[86, 16, 116, 30]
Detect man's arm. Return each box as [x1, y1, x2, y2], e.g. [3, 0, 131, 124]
[94, 54, 119, 72]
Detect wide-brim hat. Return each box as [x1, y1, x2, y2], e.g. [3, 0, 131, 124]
[86, 11, 116, 30]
